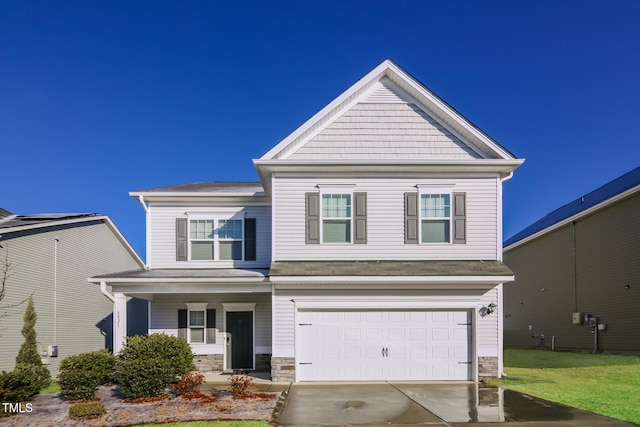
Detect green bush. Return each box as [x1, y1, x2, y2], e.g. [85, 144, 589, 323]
[115, 334, 194, 399]
[116, 357, 177, 399]
[0, 364, 51, 403]
[68, 402, 106, 420]
[59, 350, 116, 401]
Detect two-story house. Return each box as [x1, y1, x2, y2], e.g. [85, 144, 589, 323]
[92, 60, 523, 382]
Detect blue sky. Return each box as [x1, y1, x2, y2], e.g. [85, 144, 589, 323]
[2, 1, 639, 260]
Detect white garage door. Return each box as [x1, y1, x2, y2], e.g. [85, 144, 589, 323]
[297, 310, 472, 381]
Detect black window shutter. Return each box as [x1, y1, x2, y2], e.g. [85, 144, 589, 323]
[178, 309, 187, 341]
[305, 192, 320, 244]
[404, 192, 419, 244]
[206, 309, 216, 343]
[353, 192, 367, 244]
[244, 218, 256, 261]
[453, 192, 467, 244]
[176, 218, 188, 261]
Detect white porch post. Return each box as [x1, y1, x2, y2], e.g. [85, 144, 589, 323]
[113, 293, 128, 354]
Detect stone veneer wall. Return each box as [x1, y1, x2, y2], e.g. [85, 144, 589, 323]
[478, 356, 499, 379]
[193, 354, 223, 372]
[271, 357, 295, 382]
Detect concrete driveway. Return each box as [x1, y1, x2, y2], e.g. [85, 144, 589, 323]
[278, 382, 635, 426]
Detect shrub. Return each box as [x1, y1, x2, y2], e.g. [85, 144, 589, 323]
[118, 334, 194, 378]
[115, 334, 194, 399]
[0, 364, 51, 403]
[58, 350, 116, 401]
[228, 370, 254, 399]
[171, 370, 205, 396]
[68, 402, 106, 420]
[116, 357, 176, 399]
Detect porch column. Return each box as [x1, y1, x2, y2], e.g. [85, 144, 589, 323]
[113, 292, 128, 354]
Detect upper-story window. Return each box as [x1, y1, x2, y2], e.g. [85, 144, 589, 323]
[189, 218, 243, 261]
[322, 194, 352, 243]
[420, 194, 451, 243]
[306, 188, 367, 245]
[405, 188, 466, 245]
[176, 215, 256, 262]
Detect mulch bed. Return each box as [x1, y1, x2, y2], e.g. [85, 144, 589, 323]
[0, 385, 280, 427]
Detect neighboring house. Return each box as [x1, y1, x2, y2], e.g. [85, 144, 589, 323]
[0, 210, 147, 376]
[503, 166, 640, 354]
[91, 59, 523, 382]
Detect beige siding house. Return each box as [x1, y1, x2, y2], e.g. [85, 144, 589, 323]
[0, 211, 145, 376]
[503, 166, 640, 353]
[93, 59, 523, 381]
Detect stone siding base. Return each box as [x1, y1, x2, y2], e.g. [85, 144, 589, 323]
[271, 357, 295, 382]
[193, 354, 223, 372]
[478, 356, 499, 379]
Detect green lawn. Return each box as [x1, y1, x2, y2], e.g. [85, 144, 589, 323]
[40, 382, 61, 394]
[486, 349, 640, 424]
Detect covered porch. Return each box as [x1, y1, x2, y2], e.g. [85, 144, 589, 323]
[90, 268, 272, 373]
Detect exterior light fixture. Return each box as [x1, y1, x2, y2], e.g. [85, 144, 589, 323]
[479, 302, 497, 318]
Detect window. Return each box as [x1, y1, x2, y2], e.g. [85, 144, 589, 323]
[190, 220, 214, 260]
[188, 218, 243, 261]
[189, 310, 205, 343]
[420, 194, 451, 243]
[322, 194, 351, 243]
[218, 219, 243, 260]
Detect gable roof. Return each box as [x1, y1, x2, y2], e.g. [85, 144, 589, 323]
[258, 59, 519, 161]
[253, 59, 523, 192]
[504, 165, 640, 249]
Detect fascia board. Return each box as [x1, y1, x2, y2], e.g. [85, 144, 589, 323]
[254, 159, 524, 176]
[109, 283, 271, 294]
[504, 184, 640, 252]
[0, 216, 102, 235]
[129, 191, 267, 198]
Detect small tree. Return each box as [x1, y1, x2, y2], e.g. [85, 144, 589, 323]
[16, 297, 43, 366]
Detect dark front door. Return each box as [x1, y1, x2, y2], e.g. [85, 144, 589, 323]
[226, 311, 253, 369]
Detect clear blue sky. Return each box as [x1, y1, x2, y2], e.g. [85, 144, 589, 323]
[2, 1, 639, 260]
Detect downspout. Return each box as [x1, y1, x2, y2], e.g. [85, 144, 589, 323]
[572, 221, 578, 312]
[497, 170, 513, 378]
[53, 238, 58, 347]
[100, 281, 115, 302]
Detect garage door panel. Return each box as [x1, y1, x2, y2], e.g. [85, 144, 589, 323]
[298, 309, 471, 381]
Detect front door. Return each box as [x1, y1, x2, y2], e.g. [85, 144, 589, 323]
[226, 311, 253, 369]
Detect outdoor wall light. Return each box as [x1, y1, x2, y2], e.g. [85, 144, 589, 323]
[479, 302, 497, 318]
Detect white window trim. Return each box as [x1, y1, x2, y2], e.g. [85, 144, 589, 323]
[187, 214, 245, 261]
[185, 302, 208, 345]
[418, 186, 454, 244]
[318, 186, 355, 244]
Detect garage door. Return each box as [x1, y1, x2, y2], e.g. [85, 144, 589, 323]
[297, 310, 472, 381]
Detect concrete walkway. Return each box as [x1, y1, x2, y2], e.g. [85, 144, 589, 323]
[277, 382, 636, 426]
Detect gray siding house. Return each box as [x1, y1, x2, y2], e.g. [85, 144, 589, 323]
[0, 210, 146, 375]
[93, 60, 523, 382]
[503, 166, 640, 354]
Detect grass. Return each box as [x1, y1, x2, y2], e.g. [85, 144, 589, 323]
[486, 349, 640, 424]
[134, 422, 267, 427]
[40, 381, 61, 394]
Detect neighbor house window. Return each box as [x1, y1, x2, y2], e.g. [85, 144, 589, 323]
[322, 194, 351, 243]
[420, 194, 451, 243]
[188, 218, 244, 261]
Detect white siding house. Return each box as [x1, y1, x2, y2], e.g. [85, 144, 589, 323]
[93, 60, 523, 381]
